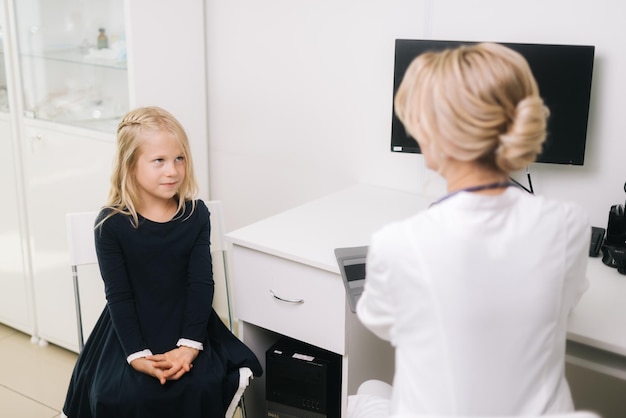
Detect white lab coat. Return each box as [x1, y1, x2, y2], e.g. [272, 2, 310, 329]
[357, 187, 590, 416]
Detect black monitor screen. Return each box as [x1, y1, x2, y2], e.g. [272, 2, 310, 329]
[390, 39, 595, 166]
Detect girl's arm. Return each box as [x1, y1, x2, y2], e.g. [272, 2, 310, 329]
[180, 201, 214, 347]
[95, 212, 149, 359]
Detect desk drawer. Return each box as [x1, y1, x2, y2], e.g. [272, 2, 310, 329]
[232, 245, 346, 354]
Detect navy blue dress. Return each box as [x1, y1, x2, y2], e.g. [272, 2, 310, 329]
[63, 200, 262, 418]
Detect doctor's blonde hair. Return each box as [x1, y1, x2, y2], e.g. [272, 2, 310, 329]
[394, 42, 549, 173]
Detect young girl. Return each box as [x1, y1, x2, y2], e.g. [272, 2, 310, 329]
[62, 106, 262, 418]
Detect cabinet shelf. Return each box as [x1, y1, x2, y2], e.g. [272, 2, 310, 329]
[18, 46, 129, 132]
[21, 47, 127, 71]
[27, 112, 121, 132]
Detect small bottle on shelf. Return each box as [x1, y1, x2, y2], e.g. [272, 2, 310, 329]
[97, 28, 108, 49]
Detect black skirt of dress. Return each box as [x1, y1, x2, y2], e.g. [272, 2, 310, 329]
[63, 307, 262, 418]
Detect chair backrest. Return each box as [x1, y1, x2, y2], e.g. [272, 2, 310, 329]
[67, 204, 224, 266]
[66, 203, 235, 333]
[66, 211, 99, 267]
[67, 204, 226, 266]
[66, 211, 99, 351]
[205, 200, 235, 331]
[206, 200, 227, 253]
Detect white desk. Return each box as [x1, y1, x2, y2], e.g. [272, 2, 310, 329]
[226, 183, 626, 417]
[565, 256, 626, 381]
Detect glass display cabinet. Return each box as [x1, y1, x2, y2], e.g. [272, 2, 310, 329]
[0, 3, 32, 336]
[1, 0, 209, 352]
[14, 0, 128, 132]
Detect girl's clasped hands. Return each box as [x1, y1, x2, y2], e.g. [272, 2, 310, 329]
[131, 346, 199, 385]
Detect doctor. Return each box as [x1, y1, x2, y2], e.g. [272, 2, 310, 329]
[356, 42, 590, 416]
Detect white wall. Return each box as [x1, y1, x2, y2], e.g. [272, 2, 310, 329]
[205, 2, 626, 416]
[126, 0, 210, 199]
[205, 0, 432, 230]
[206, 0, 626, 232]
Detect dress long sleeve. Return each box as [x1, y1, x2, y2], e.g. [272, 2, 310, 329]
[180, 202, 214, 345]
[96, 211, 147, 357]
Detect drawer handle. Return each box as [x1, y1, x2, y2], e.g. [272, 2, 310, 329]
[270, 289, 304, 304]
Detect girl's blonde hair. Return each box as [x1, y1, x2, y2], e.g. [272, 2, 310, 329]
[394, 42, 549, 173]
[101, 106, 198, 227]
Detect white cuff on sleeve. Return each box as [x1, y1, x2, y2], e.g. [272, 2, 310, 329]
[126, 349, 153, 364]
[176, 338, 204, 351]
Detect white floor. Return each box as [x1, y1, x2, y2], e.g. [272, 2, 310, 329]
[0, 323, 76, 418]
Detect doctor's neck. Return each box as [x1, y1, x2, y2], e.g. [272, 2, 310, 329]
[442, 159, 508, 195]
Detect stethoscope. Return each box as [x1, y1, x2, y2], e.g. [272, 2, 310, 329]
[429, 181, 514, 207]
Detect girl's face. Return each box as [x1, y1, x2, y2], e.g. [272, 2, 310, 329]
[134, 129, 186, 207]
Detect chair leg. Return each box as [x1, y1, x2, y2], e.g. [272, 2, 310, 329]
[222, 252, 235, 332]
[239, 395, 247, 418]
[72, 266, 85, 351]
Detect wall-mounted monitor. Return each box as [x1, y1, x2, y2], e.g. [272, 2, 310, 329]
[390, 39, 595, 166]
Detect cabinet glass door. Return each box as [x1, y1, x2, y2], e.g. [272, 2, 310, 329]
[0, 3, 31, 333]
[14, 0, 128, 132]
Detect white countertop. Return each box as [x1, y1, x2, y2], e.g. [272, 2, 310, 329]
[567, 256, 626, 357]
[227, 184, 435, 273]
[226, 183, 626, 358]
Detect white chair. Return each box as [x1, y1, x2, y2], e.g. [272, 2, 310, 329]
[66, 211, 99, 352]
[205, 200, 235, 332]
[66, 200, 250, 418]
[205, 200, 252, 418]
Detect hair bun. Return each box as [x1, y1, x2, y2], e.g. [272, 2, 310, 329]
[495, 96, 549, 172]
